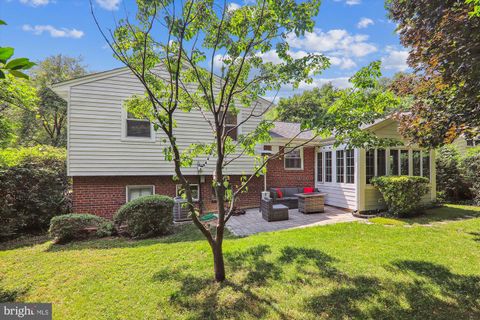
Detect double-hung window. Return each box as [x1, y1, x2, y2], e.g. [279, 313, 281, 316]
[336, 150, 345, 183]
[220, 110, 238, 141]
[325, 151, 332, 182]
[126, 112, 151, 138]
[126, 185, 154, 202]
[345, 150, 355, 184]
[176, 184, 200, 202]
[284, 147, 303, 170]
[317, 152, 323, 182]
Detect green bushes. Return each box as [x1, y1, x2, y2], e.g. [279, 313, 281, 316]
[461, 150, 480, 205]
[0, 146, 69, 240]
[436, 145, 471, 202]
[49, 214, 114, 244]
[114, 195, 174, 239]
[371, 176, 430, 217]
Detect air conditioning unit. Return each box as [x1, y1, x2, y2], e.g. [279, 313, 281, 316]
[173, 197, 191, 222]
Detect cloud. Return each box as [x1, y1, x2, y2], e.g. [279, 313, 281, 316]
[381, 46, 409, 71]
[22, 24, 84, 39]
[227, 3, 241, 11]
[286, 28, 377, 57]
[357, 17, 374, 29]
[19, 0, 50, 6]
[328, 56, 356, 69]
[96, 0, 121, 11]
[334, 0, 361, 5]
[297, 77, 352, 90]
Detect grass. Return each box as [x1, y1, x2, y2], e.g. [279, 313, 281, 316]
[0, 204, 479, 319]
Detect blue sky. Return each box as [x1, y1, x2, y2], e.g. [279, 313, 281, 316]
[1, 0, 408, 99]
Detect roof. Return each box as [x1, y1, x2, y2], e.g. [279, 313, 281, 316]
[269, 122, 315, 140]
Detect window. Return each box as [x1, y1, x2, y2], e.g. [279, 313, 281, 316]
[413, 150, 421, 176]
[389, 150, 399, 175]
[346, 149, 355, 184]
[422, 151, 430, 180]
[325, 151, 332, 182]
[336, 150, 345, 183]
[126, 112, 151, 138]
[377, 149, 386, 177]
[127, 185, 154, 202]
[221, 110, 238, 141]
[317, 152, 323, 182]
[400, 150, 409, 175]
[366, 150, 375, 184]
[176, 184, 200, 202]
[284, 147, 303, 169]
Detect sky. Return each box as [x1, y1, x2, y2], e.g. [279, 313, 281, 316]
[0, 0, 409, 100]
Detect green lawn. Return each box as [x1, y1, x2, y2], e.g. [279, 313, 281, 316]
[1, 204, 479, 319]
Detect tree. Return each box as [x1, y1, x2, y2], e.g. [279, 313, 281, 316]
[19, 55, 88, 147]
[386, 0, 480, 147]
[0, 20, 35, 79]
[276, 84, 337, 122]
[93, 0, 398, 281]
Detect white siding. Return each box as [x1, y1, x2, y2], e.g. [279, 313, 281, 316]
[67, 68, 267, 176]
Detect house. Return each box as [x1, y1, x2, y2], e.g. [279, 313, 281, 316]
[52, 67, 436, 218]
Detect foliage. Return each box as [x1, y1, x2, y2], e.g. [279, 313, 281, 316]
[114, 195, 174, 239]
[97, 0, 399, 281]
[387, 0, 480, 147]
[460, 148, 480, 205]
[49, 214, 114, 244]
[0, 20, 35, 79]
[371, 176, 430, 217]
[0, 146, 69, 240]
[276, 84, 337, 122]
[1, 204, 480, 319]
[436, 145, 471, 202]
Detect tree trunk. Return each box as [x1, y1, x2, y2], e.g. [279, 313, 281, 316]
[212, 241, 226, 282]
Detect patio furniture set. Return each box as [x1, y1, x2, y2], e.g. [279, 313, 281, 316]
[261, 187, 326, 222]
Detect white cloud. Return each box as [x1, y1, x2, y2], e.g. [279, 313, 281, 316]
[357, 17, 374, 29]
[96, 0, 121, 11]
[297, 77, 352, 90]
[328, 56, 356, 69]
[19, 0, 50, 6]
[227, 3, 241, 11]
[334, 0, 361, 5]
[286, 28, 377, 57]
[381, 46, 409, 71]
[22, 24, 84, 39]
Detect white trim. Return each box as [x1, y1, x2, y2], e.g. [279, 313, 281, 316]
[121, 107, 156, 143]
[284, 146, 304, 170]
[176, 184, 200, 202]
[126, 185, 155, 202]
[66, 88, 71, 176]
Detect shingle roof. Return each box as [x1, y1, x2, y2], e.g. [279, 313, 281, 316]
[269, 121, 315, 140]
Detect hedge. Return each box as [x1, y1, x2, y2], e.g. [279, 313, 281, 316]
[371, 175, 430, 217]
[114, 195, 174, 239]
[49, 214, 114, 244]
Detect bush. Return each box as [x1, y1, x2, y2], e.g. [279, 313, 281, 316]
[460, 148, 480, 205]
[436, 145, 471, 202]
[0, 147, 69, 240]
[49, 214, 114, 244]
[371, 176, 430, 217]
[114, 195, 174, 239]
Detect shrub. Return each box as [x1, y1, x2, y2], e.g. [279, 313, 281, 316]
[49, 214, 113, 244]
[114, 195, 174, 239]
[0, 147, 69, 240]
[460, 148, 480, 205]
[436, 145, 471, 202]
[371, 176, 430, 217]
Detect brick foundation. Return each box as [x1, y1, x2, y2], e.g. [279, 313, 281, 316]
[72, 147, 315, 218]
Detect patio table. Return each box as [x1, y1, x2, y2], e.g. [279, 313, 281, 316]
[295, 192, 326, 214]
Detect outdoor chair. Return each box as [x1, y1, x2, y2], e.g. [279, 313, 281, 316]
[261, 198, 289, 222]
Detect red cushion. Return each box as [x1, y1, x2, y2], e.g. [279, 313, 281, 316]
[275, 188, 283, 198]
[304, 187, 315, 193]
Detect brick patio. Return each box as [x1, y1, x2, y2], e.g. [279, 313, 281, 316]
[226, 206, 363, 236]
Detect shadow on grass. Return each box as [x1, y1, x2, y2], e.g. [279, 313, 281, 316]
[0, 284, 29, 303]
[152, 245, 480, 319]
[46, 224, 236, 252]
[469, 232, 480, 242]
[0, 234, 50, 251]
[401, 205, 480, 225]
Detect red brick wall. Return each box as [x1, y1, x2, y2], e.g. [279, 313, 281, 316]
[265, 146, 316, 189]
[72, 175, 263, 219]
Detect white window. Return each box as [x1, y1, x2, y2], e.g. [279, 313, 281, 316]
[126, 185, 154, 202]
[284, 147, 303, 170]
[176, 184, 200, 202]
[317, 152, 323, 182]
[336, 150, 345, 183]
[325, 151, 332, 182]
[126, 112, 151, 138]
[366, 150, 375, 184]
[345, 149, 355, 184]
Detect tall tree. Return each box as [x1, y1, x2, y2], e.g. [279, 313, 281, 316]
[386, 0, 480, 147]
[93, 0, 398, 281]
[19, 55, 88, 147]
